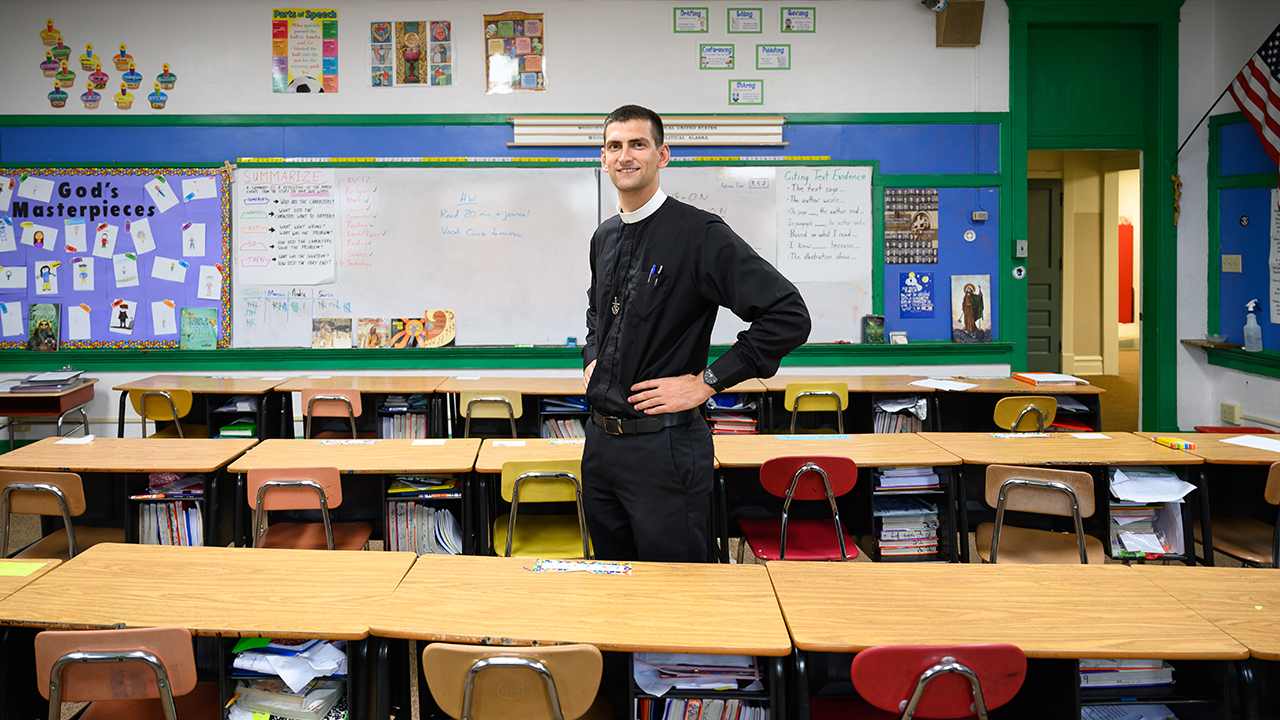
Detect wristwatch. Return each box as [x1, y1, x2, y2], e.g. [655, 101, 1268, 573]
[703, 367, 728, 393]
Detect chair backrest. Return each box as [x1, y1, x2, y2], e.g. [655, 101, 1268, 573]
[461, 390, 523, 419]
[302, 388, 361, 439]
[984, 465, 1094, 518]
[759, 456, 858, 501]
[993, 396, 1057, 432]
[247, 466, 343, 511]
[35, 626, 197, 717]
[784, 382, 849, 413]
[129, 389, 193, 422]
[422, 642, 602, 720]
[0, 469, 86, 557]
[500, 459, 582, 504]
[850, 644, 1026, 720]
[1265, 462, 1280, 505]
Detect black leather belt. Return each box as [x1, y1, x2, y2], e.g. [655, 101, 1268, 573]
[591, 408, 701, 435]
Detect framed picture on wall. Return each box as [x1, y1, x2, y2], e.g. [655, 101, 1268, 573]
[950, 274, 991, 343]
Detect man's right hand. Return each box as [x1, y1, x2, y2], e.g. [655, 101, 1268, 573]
[583, 360, 596, 391]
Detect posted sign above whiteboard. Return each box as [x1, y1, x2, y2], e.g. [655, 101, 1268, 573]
[234, 168, 336, 285]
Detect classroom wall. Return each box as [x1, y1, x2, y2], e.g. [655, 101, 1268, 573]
[1177, 0, 1280, 430]
[0, 0, 1010, 116]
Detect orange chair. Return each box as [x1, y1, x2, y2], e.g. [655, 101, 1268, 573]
[301, 388, 367, 439]
[35, 626, 220, 720]
[1194, 461, 1280, 567]
[0, 469, 124, 560]
[128, 389, 206, 439]
[422, 642, 611, 720]
[737, 456, 858, 561]
[810, 644, 1027, 720]
[247, 467, 371, 550]
[975, 465, 1106, 564]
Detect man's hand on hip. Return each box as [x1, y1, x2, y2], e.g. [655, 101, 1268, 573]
[629, 373, 715, 415]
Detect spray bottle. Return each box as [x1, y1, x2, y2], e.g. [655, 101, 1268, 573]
[1244, 299, 1263, 352]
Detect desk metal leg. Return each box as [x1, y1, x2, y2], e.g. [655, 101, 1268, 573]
[1237, 659, 1259, 720]
[1196, 466, 1215, 566]
[792, 648, 808, 720]
[117, 391, 127, 438]
[716, 471, 729, 563]
[957, 464, 971, 563]
[56, 407, 89, 437]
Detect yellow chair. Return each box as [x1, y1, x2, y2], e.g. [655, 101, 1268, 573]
[1193, 461, 1280, 567]
[975, 464, 1106, 564]
[493, 459, 591, 559]
[128, 389, 206, 439]
[302, 387, 370, 439]
[0, 469, 125, 560]
[35, 626, 221, 720]
[784, 381, 848, 434]
[993, 396, 1057, 432]
[247, 466, 372, 551]
[461, 390, 522, 438]
[422, 642, 611, 720]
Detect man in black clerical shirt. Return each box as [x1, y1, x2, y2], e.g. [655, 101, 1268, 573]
[581, 105, 810, 562]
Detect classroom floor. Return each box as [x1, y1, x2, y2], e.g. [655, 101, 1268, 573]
[1090, 348, 1141, 432]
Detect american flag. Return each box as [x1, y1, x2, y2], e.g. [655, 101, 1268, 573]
[1228, 22, 1280, 167]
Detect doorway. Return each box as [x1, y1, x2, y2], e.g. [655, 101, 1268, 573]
[1026, 179, 1062, 372]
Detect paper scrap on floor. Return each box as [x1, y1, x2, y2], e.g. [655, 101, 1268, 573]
[1221, 434, 1280, 454]
[1110, 466, 1196, 502]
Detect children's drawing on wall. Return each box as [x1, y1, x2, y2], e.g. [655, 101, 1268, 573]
[884, 188, 938, 264]
[951, 274, 991, 344]
[27, 303, 60, 352]
[311, 317, 352, 348]
[484, 12, 544, 94]
[73, 258, 94, 291]
[110, 298, 135, 335]
[899, 271, 934, 318]
[34, 261, 60, 295]
[358, 317, 389, 348]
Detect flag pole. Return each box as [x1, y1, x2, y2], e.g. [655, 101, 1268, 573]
[1175, 85, 1233, 157]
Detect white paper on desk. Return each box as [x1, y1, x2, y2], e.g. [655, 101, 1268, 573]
[1221, 434, 1280, 454]
[1071, 433, 1110, 439]
[68, 304, 91, 340]
[780, 434, 851, 440]
[492, 440, 526, 446]
[1110, 467, 1196, 502]
[182, 176, 217, 202]
[0, 302, 22, 336]
[456, 375, 482, 380]
[0, 380, 18, 392]
[412, 439, 446, 446]
[307, 375, 333, 379]
[909, 378, 978, 392]
[55, 435, 94, 444]
[16, 176, 54, 203]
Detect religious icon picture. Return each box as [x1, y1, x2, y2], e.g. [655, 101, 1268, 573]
[950, 274, 991, 343]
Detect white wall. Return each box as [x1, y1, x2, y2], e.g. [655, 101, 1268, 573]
[1177, 0, 1280, 430]
[1, 0, 1008, 116]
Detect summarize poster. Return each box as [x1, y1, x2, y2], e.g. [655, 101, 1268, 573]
[0, 169, 228, 348]
[272, 9, 338, 93]
[483, 12, 544, 93]
[234, 168, 336, 285]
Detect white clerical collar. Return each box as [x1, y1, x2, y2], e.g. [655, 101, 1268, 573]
[618, 189, 667, 224]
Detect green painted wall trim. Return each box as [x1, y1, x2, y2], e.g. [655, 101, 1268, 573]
[0, 342, 1012, 373]
[1203, 347, 1280, 380]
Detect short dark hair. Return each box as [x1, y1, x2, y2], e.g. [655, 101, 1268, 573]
[604, 105, 664, 147]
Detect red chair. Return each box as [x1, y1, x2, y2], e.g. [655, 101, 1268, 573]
[810, 644, 1027, 720]
[302, 388, 370, 439]
[738, 456, 858, 561]
[247, 466, 372, 550]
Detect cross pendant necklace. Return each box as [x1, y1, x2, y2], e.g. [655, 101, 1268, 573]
[611, 297, 620, 315]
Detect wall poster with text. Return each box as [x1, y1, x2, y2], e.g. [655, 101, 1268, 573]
[272, 9, 338, 93]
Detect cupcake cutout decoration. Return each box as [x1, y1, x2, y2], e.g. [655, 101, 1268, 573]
[114, 81, 133, 110]
[113, 44, 133, 71]
[156, 63, 177, 90]
[79, 44, 96, 71]
[81, 82, 101, 109]
[51, 36, 71, 63]
[147, 82, 167, 109]
[40, 50, 59, 77]
[122, 61, 142, 89]
[39, 19, 60, 46]
[55, 60, 76, 88]
[89, 60, 109, 89]
[48, 83, 68, 108]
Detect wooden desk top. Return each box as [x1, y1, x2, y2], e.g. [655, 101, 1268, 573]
[919, 432, 1202, 466]
[1134, 433, 1280, 465]
[760, 374, 931, 393]
[714, 433, 961, 468]
[437, 376, 765, 395]
[768, 562, 1246, 660]
[0, 437, 257, 473]
[370, 554, 792, 656]
[957, 377, 1105, 396]
[274, 375, 448, 394]
[228, 438, 481, 474]
[112, 374, 290, 395]
[0, 559, 59, 601]
[0, 378, 98, 398]
[0, 544, 414, 639]
[475, 438, 586, 473]
[1132, 564, 1280, 661]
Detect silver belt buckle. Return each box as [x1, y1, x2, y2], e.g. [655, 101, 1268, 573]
[604, 416, 625, 435]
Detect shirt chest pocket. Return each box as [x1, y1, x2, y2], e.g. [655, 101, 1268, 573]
[629, 266, 673, 322]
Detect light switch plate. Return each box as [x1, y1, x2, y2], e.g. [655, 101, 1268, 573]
[971, 211, 988, 221]
[1222, 254, 1242, 273]
[1015, 239, 1028, 258]
[1221, 402, 1243, 425]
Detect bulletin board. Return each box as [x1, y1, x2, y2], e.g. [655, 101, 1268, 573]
[0, 167, 229, 348]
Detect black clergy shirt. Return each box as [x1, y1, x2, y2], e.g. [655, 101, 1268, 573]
[583, 191, 811, 419]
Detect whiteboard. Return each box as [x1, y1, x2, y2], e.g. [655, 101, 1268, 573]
[233, 167, 599, 347]
[599, 165, 874, 343]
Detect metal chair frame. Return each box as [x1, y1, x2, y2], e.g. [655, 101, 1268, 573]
[305, 393, 358, 439]
[989, 478, 1089, 564]
[778, 462, 848, 560]
[137, 390, 187, 438]
[1, 482, 78, 558]
[464, 396, 518, 439]
[788, 390, 845, 434]
[505, 470, 591, 559]
[896, 656, 993, 720]
[252, 479, 336, 550]
[46, 649, 178, 720]
[461, 656, 566, 720]
[1011, 405, 1046, 432]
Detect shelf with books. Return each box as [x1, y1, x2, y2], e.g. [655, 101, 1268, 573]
[706, 393, 760, 435]
[224, 638, 351, 720]
[377, 394, 432, 439]
[124, 471, 236, 547]
[539, 395, 590, 439]
[631, 653, 780, 720]
[858, 467, 956, 563]
[1106, 466, 1193, 564]
[384, 474, 465, 555]
[1076, 658, 1233, 719]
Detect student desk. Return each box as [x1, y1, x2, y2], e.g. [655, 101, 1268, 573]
[767, 562, 1248, 720]
[943, 377, 1106, 432]
[919, 432, 1203, 563]
[0, 437, 256, 547]
[113, 374, 292, 440]
[1136, 432, 1280, 565]
[472, 437, 587, 555]
[0, 543, 414, 720]
[275, 375, 449, 438]
[759, 374, 935, 433]
[370, 554, 792, 720]
[0, 560, 58, 602]
[712, 433, 962, 562]
[227, 438, 481, 549]
[0, 378, 96, 451]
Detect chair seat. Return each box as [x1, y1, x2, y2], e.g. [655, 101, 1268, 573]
[738, 519, 859, 561]
[1194, 517, 1275, 566]
[148, 424, 208, 439]
[257, 521, 372, 551]
[976, 522, 1107, 564]
[15, 527, 127, 561]
[493, 513, 590, 558]
[80, 680, 221, 720]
